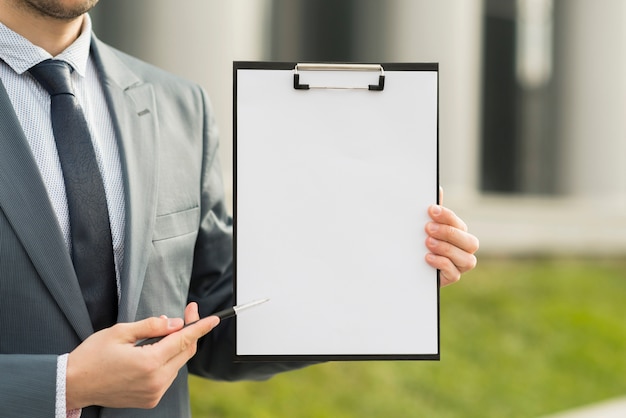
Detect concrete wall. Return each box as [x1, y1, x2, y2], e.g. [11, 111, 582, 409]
[91, 0, 626, 256]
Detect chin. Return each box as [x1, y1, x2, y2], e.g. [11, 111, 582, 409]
[23, 0, 99, 20]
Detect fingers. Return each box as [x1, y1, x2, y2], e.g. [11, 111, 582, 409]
[427, 204, 469, 233]
[67, 306, 221, 410]
[427, 204, 479, 252]
[425, 204, 479, 286]
[124, 316, 184, 343]
[150, 303, 220, 362]
[184, 301, 201, 324]
[425, 239, 477, 286]
[182, 302, 220, 345]
[128, 306, 219, 405]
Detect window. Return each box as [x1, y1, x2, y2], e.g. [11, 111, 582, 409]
[481, 0, 557, 195]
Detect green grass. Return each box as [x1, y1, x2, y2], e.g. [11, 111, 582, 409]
[189, 258, 626, 417]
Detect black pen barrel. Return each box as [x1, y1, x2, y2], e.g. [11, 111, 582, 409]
[213, 307, 236, 320]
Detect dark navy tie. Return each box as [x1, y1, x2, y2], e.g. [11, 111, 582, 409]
[29, 59, 118, 332]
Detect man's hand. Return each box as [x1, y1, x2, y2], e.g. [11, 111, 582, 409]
[66, 302, 219, 410]
[425, 191, 479, 287]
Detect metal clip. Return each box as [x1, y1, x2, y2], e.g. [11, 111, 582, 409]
[293, 63, 385, 91]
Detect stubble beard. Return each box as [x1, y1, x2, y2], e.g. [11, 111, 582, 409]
[17, 0, 99, 20]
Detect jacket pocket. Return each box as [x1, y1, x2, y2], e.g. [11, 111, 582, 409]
[153, 206, 200, 242]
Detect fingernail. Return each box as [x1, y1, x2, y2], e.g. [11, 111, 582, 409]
[427, 222, 439, 233]
[431, 204, 442, 215]
[168, 318, 184, 329]
[427, 236, 440, 247]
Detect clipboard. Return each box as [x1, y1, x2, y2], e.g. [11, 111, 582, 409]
[233, 62, 439, 361]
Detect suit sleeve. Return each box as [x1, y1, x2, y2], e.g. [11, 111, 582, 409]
[0, 354, 58, 418]
[186, 88, 314, 381]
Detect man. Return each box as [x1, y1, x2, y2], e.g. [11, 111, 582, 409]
[0, 0, 480, 417]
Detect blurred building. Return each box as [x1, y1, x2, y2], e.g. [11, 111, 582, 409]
[91, 0, 626, 256]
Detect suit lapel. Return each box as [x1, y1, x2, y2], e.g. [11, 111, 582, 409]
[0, 79, 94, 340]
[91, 37, 159, 323]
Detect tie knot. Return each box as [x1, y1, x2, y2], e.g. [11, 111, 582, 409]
[29, 59, 74, 96]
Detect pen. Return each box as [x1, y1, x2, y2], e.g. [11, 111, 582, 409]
[210, 298, 270, 320]
[135, 298, 270, 346]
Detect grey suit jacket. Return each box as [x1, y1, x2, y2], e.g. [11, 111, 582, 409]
[0, 35, 305, 418]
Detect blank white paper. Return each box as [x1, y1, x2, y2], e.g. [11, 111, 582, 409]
[235, 65, 439, 358]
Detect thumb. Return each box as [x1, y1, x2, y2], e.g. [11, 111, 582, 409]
[124, 316, 185, 343]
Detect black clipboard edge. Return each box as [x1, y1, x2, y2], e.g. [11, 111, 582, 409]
[232, 61, 440, 362]
[234, 61, 438, 71]
[233, 353, 440, 363]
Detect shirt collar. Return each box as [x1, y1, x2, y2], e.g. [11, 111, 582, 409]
[0, 14, 92, 77]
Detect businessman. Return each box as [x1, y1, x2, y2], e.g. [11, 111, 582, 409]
[0, 1, 479, 417]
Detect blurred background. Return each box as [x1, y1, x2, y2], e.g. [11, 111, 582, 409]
[90, 1, 626, 417]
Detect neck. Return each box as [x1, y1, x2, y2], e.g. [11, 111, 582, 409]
[0, 0, 84, 56]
